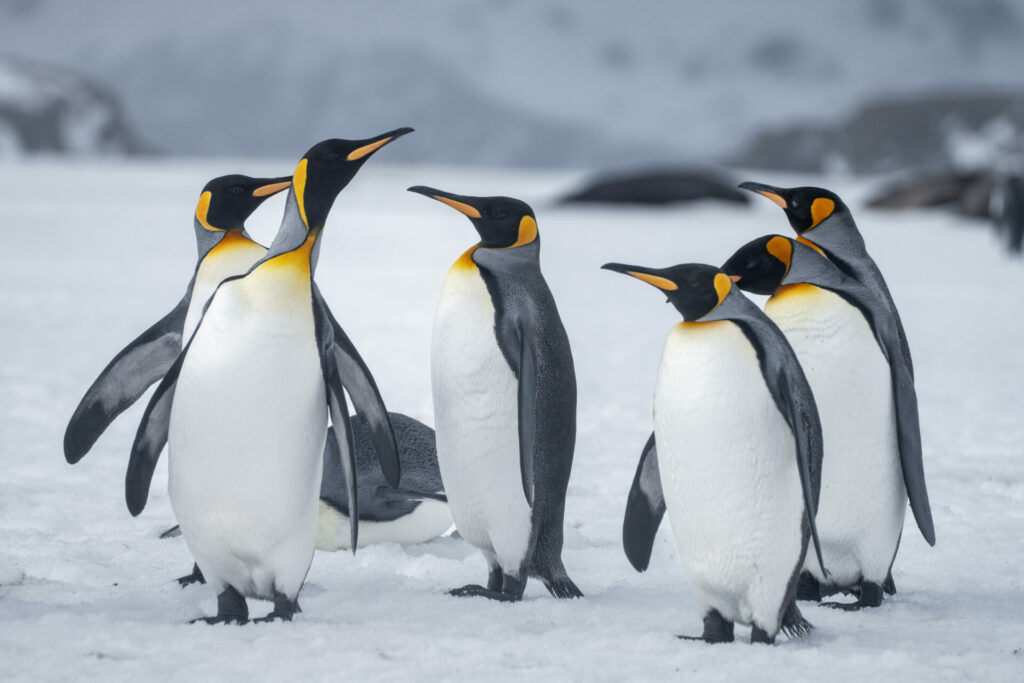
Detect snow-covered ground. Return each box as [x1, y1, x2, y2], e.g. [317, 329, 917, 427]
[1, 159, 1022, 681]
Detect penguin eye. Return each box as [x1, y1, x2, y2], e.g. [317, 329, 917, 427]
[230, 185, 245, 195]
[326, 152, 341, 162]
[489, 208, 508, 219]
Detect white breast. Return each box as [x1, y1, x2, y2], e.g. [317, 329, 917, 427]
[168, 264, 325, 600]
[765, 284, 905, 586]
[655, 321, 804, 633]
[430, 256, 532, 573]
[183, 236, 266, 340]
[315, 500, 454, 551]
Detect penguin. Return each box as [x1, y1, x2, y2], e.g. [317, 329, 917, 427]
[407, 185, 582, 602]
[607, 262, 825, 644]
[63, 172, 443, 586]
[737, 182, 913, 374]
[125, 129, 412, 623]
[721, 235, 935, 609]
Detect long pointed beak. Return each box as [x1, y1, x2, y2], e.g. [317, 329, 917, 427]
[252, 176, 293, 198]
[601, 263, 678, 291]
[738, 181, 788, 208]
[347, 126, 414, 161]
[407, 185, 482, 218]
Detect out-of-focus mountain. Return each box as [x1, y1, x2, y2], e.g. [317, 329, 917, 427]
[1, 0, 1023, 166]
[0, 55, 149, 156]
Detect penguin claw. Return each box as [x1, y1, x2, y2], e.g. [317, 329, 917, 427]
[448, 585, 520, 602]
[189, 615, 248, 625]
[821, 600, 866, 611]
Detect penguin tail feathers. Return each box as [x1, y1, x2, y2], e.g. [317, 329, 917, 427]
[780, 602, 814, 640]
[535, 561, 583, 599]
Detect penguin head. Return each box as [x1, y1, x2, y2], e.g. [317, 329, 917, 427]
[293, 127, 414, 232]
[406, 186, 539, 249]
[720, 235, 796, 295]
[602, 262, 734, 322]
[194, 174, 292, 232]
[738, 181, 849, 237]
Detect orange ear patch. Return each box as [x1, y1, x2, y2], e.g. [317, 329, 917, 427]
[508, 215, 538, 248]
[195, 191, 219, 231]
[627, 271, 678, 291]
[713, 272, 732, 305]
[810, 197, 835, 229]
[294, 158, 310, 229]
[766, 236, 793, 274]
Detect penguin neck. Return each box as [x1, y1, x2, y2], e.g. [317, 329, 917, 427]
[470, 239, 541, 276]
[264, 190, 322, 274]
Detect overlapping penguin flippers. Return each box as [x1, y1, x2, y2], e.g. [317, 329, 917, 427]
[516, 331, 537, 507]
[313, 285, 400, 489]
[64, 297, 187, 464]
[622, 432, 665, 573]
[323, 355, 359, 552]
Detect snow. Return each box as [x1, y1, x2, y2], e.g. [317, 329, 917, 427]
[1, 158, 1023, 680]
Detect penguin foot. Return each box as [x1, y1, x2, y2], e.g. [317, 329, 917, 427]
[191, 586, 248, 624]
[822, 580, 884, 610]
[448, 584, 521, 602]
[750, 625, 776, 645]
[796, 571, 822, 602]
[677, 609, 734, 643]
[253, 592, 301, 623]
[780, 602, 814, 639]
[176, 563, 206, 587]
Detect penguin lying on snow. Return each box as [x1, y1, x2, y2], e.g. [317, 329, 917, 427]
[738, 181, 935, 603]
[127, 129, 412, 624]
[608, 262, 825, 644]
[408, 185, 583, 602]
[63, 172, 448, 586]
[722, 235, 934, 609]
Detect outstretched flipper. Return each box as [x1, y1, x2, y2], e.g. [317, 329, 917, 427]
[64, 297, 188, 464]
[324, 357, 359, 552]
[312, 284, 400, 489]
[622, 433, 665, 572]
[125, 342, 188, 516]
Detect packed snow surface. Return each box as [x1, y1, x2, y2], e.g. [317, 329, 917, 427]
[1, 160, 1022, 680]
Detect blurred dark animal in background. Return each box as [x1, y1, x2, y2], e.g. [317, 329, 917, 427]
[559, 167, 749, 206]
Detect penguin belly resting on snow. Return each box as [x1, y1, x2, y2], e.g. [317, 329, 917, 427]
[608, 262, 826, 644]
[407, 185, 582, 602]
[722, 234, 934, 609]
[125, 129, 412, 623]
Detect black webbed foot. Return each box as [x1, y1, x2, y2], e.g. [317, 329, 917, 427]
[176, 563, 205, 587]
[253, 592, 301, 623]
[677, 609, 735, 643]
[450, 573, 525, 602]
[191, 586, 247, 624]
[821, 580, 884, 611]
[750, 625, 775, 645]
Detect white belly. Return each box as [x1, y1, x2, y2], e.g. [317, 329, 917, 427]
[655, 321, 804, 633]
[183, 235, 266, 340]
[766, 284, 905, 586]
[315, 500, 454, 551]
[431, 258, 532, 574]
[168, 274, 325, 601]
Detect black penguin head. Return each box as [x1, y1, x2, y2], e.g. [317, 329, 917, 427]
[602, 262, 733, 322]
[721, 235, 796, 295]
[295, 127, 414, 231]
[194, 174, 292, 231]
[739, 181, 848, 236]
[406, 186, 538, 249]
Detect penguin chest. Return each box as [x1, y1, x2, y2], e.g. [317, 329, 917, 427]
[168, 272, 326, 595]
[431, 263, 531, 568]
[766, 284, 903, 582]
[654, 322, 804, 626]
[183, 236, 266, 339]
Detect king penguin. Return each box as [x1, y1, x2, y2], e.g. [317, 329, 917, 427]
[63, 172, 447, 585]
[607, 262, 825, 644]
[721, 235, 934, 609]
[407, 185, 582, 602]
[125, 129, 412, 623]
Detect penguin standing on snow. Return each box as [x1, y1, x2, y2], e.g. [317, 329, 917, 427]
[608, 262, 825, 644]
[408, 186, 582, 602]
[126, 129, 412, 623]
[64, 172, 447, 585]
[722, 235, 934, 609]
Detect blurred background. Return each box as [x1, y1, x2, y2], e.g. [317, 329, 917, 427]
[2, 0, 1024, 248]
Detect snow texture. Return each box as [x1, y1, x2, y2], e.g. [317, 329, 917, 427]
[1, 159, 1022, 680]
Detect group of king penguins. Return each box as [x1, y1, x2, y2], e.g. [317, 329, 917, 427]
[62, 127, 935, 645]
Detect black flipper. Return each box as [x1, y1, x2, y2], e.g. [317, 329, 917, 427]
[64, 297, 187, 464]
[517, 327, 537, 507]
[323, 345, 359, 553]
[312, 284, 400, 489]
[125, 343, 187, 516]
[622, 432, 665, 572]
